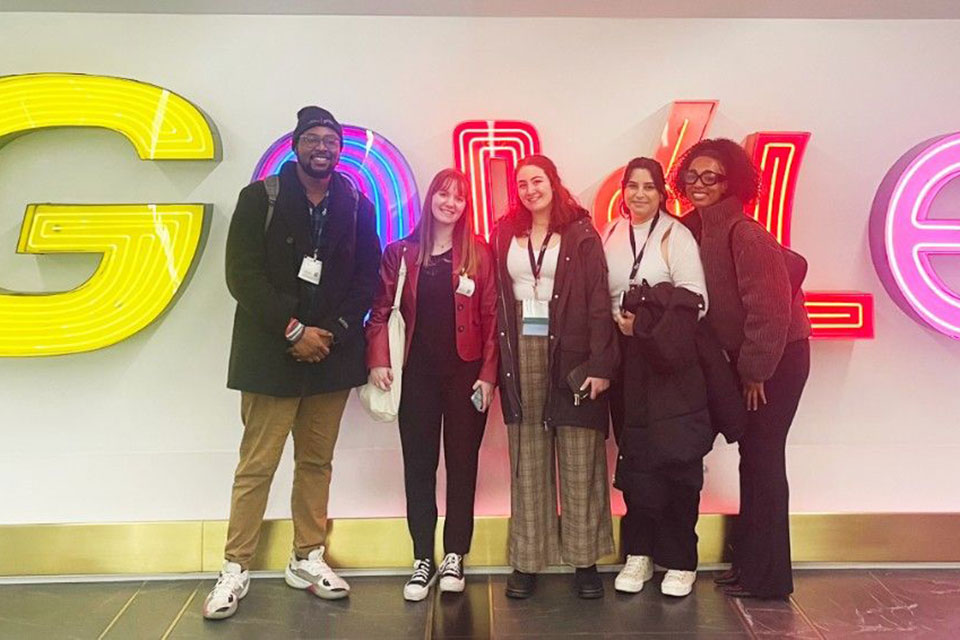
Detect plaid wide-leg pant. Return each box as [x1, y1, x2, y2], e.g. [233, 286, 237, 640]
[507, 304, 614, 572]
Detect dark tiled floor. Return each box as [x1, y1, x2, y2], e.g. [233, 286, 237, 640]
[1, 570, 959, 639]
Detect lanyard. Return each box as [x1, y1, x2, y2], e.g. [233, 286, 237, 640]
[526, 231, 554, 285]
[309, 198, 329, 258]
[628, 212, 659, 282]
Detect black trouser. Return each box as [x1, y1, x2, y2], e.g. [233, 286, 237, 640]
[398, 359, 486, 559]
[622, 478, 701, 571]
[734, 339, 810, 597]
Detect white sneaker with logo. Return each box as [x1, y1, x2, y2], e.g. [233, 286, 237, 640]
[439, 553, 465, 593]
[660, 569, 696, 597]
[615, 555, 654, 593]
[202, 561, 249, 620]
[284, 547, 350, 600]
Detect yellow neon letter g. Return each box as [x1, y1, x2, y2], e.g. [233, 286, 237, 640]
[0, 73, 218, 357]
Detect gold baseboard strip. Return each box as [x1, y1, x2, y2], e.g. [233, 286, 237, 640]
[2, 513, 958, 576]
[0, 521, 203, 575]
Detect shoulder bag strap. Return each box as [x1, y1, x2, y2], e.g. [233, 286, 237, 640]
[393, 246, 407, 310]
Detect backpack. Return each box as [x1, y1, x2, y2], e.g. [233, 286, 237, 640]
[681, 210, 806, 297]
[730, 217, 807, 298]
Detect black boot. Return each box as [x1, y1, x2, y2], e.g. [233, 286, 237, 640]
[714, 567, 739, 586]
[505, 570, 537, 599]
[575, 565, 604, 599]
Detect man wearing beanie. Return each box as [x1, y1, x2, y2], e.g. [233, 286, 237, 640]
[204, 106, 381, 620]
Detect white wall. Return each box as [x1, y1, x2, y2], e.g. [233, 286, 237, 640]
[1, 13, 959, 525]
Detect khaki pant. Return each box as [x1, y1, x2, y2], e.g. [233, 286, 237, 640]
[224, 389, 350, 568]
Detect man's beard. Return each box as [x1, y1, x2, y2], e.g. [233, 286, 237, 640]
[297, 149, 336, 178]
[300, 162, 333, 179]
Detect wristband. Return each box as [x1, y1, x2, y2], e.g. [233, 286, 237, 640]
[285, 318, 305, 343]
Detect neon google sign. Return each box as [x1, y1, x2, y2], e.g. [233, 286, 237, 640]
[0, 73, 955, 357]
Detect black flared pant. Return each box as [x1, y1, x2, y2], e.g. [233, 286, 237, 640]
[734, 339, 810, 596]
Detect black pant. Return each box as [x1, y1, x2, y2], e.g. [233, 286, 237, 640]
[734, 339, 810, 596]
[398, 360, 486, 559]
[622, 479, 701, 571]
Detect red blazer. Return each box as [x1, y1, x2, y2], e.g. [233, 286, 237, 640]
[365, 235, 499, 384]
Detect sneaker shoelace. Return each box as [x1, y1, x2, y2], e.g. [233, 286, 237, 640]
[664, 571, 693, 585]
[440, 554, 462, 577]
[410, 560, 433, 584]
[301, 554, 338, 581]
[212, 570, 245, 597]
[623, 556, 645, 575]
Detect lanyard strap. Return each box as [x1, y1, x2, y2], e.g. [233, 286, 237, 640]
[628, 212, 659, 281]
[526, 231, 554, 284]
[309, 198, 329, 257]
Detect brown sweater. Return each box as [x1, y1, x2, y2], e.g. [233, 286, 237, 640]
[696, 197, 811, 382]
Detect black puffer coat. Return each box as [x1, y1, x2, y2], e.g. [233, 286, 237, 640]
[614, 282, 743, 501]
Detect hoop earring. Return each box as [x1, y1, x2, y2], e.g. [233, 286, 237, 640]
[619, 198, 630, 219]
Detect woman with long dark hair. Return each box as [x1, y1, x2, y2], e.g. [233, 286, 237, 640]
[672, 139, 811, 599]
[366, 168, 498, 601]
[602, 157, 709, 598]
[492, 155, 617, 600]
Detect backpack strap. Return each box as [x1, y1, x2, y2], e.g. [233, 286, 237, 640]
[263, 174, 280, 233]
[601, 217, 622, 245]
[344, 175, 360, 245]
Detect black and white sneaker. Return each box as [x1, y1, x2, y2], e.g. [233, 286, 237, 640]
[403, 558, 436, 601]
[439, 553, 465, 593]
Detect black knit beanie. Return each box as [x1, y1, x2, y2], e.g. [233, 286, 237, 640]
[293, 106, 343, 145]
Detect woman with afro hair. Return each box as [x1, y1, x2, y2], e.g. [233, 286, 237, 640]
[672, 139, 811, 599]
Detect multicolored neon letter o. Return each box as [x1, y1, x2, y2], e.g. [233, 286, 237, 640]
[253, 125, 419, 245]
[870, 133, 960, 340]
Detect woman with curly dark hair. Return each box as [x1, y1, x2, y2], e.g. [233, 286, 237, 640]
[672, 139, 811, 599]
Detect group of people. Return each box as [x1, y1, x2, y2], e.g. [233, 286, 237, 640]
[203, 105, 810, 621]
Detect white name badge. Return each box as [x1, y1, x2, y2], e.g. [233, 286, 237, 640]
[522, 299, 550, 336]
[456, 274, 476, 297]
[298, 255, 323, 284]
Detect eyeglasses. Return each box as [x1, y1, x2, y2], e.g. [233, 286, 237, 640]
[299, 134, 341, 150]
[682, 170, 727, 187]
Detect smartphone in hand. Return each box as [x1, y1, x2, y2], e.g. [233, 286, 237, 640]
[470, 386, 484, 412]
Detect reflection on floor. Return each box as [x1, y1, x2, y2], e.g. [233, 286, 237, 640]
[1, 569, 959, 638]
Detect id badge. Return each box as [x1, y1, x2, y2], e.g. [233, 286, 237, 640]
[456, 274, 476, 297]
[522, 299, 550, 336]
[298, 255, 323, 284]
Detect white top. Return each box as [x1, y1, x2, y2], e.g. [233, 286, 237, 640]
[507, 236, 560, 301]
[602, 214, 708, 317]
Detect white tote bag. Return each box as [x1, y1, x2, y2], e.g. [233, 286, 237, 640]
[358, 250, 407, 422]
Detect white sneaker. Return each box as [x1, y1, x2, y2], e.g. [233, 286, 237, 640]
[403, 558, 437, 602]
[203, 561, 249, 620]
[284, 547, 350, 600]
[661, 569, 696, 597]
[439, 553, 465, 593]
[615, 555, 654, 593]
